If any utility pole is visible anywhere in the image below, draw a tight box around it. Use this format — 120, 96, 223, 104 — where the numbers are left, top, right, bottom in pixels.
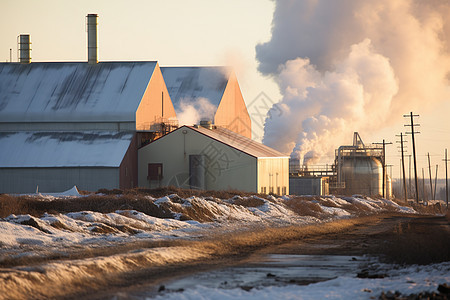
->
434, 164, 438, 201
404, 112, 420, 203
374, 140, 392, 198
408, 154, 412, 198
444, 149, 449, 208
397, 133, 408, 202
422, 168, 426, 201
428, 153, 433, 200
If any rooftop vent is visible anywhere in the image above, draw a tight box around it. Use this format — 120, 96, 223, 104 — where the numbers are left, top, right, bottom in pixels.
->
86, 14, 98, 64
18, 34, 31, 64
199, 120, 213, 129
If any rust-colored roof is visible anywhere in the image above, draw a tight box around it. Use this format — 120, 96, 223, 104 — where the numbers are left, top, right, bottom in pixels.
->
186, 125, 288, 158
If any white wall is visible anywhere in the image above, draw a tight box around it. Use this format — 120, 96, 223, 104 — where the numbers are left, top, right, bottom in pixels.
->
257, 157, 289, 195
138, 127, 258, 192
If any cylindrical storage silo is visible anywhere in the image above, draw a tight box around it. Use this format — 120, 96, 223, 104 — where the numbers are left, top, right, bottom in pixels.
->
189, 155, 206, 190
340, 155, 383, 197
386, 175, 392, 199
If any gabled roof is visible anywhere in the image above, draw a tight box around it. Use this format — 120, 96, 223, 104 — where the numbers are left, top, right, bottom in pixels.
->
160, 67, 231, 112
0, 131, 134, 167
0, 62, 157, 123
175, 125, 287, 158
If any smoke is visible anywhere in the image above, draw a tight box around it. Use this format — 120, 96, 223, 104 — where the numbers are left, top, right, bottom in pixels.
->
258, 0, 450, 165
176, 97, 216, 126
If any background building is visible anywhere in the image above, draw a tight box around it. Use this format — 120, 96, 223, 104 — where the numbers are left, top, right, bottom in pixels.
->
138, 124, 289, 194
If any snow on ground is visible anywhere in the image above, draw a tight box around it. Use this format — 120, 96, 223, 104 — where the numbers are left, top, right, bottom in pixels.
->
0, 192, 446, 299
0, 194, 415, 251
153, 262, 450, 300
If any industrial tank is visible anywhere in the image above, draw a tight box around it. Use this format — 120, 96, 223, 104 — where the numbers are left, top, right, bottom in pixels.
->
340, 155, 383, 197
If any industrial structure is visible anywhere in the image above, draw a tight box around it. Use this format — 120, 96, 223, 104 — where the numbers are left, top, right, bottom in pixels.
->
139, 123, 289, 194
0, 14, 275, 194
290, 132, 392, 198
0, 14, 178, 193
161, 67, 251, 138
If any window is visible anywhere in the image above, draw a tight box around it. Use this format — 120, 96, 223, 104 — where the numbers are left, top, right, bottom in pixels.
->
277, 187, 280, 196
282, 187, 287, 195
148, 163, 163, 180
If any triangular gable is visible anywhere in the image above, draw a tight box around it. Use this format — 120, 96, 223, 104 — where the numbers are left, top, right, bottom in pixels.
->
160, 66, 231, 113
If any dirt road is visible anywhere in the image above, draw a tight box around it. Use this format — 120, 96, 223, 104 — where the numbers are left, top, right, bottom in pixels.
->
85, 213, 450, 299
258, 213, 450, 265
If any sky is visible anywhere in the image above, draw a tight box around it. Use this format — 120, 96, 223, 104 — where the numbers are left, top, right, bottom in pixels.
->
1, 0, 450, 181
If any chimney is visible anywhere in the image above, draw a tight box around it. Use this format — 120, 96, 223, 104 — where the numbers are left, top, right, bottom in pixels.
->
18, 34, 31, 64
86, 14, 98, 64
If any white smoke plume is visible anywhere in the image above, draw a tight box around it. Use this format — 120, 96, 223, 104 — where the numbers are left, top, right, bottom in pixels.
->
176, 97, 216, 126
258, 0, 450, 165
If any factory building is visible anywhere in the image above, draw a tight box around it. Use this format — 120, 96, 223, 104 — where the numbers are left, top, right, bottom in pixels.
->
289, 132, 392, 198
0, 15, 178, 193
161, 67, 251, 139
0, 14, 285, 194
138, 124, 289, 194
0, 61, 176, 193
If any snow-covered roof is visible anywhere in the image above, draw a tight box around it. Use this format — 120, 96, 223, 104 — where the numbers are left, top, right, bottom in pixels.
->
187, 126, 288, 158
160, 67, 231, 112
0, 131, 134, 167
0, 62, 157, 123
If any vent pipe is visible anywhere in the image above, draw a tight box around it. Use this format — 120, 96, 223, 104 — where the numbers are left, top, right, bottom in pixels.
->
18, 34, 31, 64
86, 14, 98, 64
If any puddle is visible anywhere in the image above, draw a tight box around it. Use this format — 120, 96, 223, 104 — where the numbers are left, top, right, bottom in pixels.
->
124, 254, 372, 298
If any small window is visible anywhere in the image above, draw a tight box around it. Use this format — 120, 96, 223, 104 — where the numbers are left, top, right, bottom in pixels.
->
282, 187, 287, 195
269, 187, 274, 194
277, 187, 280, 196
148, 163, 163, 180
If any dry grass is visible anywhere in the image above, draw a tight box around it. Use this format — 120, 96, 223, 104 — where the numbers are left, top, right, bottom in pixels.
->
284, 197, 323, 218
0, 193, 173, 218
375, 215, 450, 265
228, 197, 266, 208
113, 186, 261, 200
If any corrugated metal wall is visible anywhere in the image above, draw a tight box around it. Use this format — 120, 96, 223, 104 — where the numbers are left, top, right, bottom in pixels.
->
0, 167, 119, 194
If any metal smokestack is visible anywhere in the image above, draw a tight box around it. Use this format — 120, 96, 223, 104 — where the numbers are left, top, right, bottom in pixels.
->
18, 34, 31, 64
86, 14, 98, 64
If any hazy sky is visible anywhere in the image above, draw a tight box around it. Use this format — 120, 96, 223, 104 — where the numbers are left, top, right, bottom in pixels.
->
1, 0, 449, 181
